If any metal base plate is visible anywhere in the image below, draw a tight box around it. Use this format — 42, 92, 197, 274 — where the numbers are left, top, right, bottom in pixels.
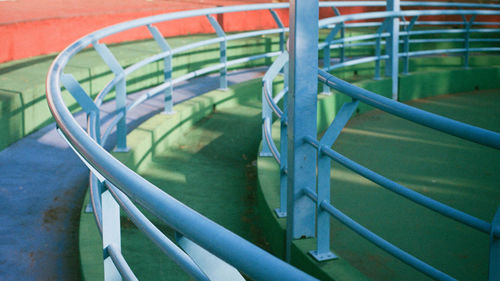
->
274, 208, 287, 218
113, 146, 130, 153
259, 151, 273, 157
162, 110, 176, 115
308, 250, 338, 262
84, 203, 93, 213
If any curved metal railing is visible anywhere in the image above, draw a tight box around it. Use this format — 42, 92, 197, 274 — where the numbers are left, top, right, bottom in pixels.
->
260, 3, 500, 281
46, 1, 500, 280
47, 3, 319, 280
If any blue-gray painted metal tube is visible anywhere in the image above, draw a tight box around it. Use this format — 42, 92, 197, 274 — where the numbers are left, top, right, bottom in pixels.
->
94, 28, 284, 106
89, 173, 103, 235
319, 10, 500, 28
264, 82, 283, 119
318, 144, 493, 236
263, 117, 281, 165
99, 51, 281, 144
319, 202, 456, 281
327, 55, 390, 71
403, 47, 500, 58
47, 66, 316, 281
318, 70, 500, 150
106, 244, 139, 281
105, 181, 210, 281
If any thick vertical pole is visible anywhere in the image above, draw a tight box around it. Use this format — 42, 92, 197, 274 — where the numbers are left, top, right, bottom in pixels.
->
386, 0, 400, 100
277, 99, 288, 217
276, 61, 289, 218
286, 0, 318, 262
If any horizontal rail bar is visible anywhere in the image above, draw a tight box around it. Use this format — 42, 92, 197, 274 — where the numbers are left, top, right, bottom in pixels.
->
401, 28, 500, 37
264, 82, 283, 119
315, 142, 495, 236
403, 47, 500, 58
105, 181, 211, 281
263, 117, 281, 165
106, 244, 139, 281
319, 10, 500, 27
318, 70, 500, 150
320, 201, 456, 281
326, 55, 390, 71
273, 87, 288, 104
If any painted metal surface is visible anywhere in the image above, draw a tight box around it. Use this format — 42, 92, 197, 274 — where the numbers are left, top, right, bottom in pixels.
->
46, 3, 323, 281
262, 3, 500, 280
45, 2, 500, 280
286, 0, 319, 263
147, 24, 174, 114
177, 235, 245, 281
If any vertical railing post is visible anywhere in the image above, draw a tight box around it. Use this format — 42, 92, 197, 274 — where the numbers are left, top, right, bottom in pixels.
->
147, 24, 175, 114
270, 9, 285, 52
489, 207, 500, 281
287, 0, 318, 262
403, 16, 418, 75
260, 80, 273, 157
102, 182, 121, 281
93, 42, 129, 152
463, 15, 476, 69
310, 100, 358, 262
206, 14, 228, 90
311, 148, 336, 261
331, 8, 345, 63
386, 0, 400, 100
321, 24, 341, 95
276, 61, 289, 218
375, 19, 388, 80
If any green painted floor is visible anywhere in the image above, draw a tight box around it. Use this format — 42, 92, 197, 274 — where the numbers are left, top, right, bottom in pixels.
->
121, 91, 266, 280
329, 89, 500, 280
110, 87, 498, 281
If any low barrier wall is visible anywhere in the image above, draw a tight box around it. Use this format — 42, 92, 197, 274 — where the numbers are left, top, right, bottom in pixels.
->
0, 35, 279, 151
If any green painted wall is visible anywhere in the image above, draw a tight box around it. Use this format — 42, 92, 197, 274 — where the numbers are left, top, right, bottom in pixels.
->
0, 34, 281, 151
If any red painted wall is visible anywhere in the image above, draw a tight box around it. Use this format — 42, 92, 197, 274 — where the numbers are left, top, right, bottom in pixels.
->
1, 0, 498, 63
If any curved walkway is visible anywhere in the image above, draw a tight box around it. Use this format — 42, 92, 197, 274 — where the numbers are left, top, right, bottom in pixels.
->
329, 89, 500, 280
0, 68, 263, 281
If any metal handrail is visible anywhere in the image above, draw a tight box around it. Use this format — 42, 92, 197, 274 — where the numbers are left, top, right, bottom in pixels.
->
46, 2, 500, 280
259, 5, 500, 281
312, 8, 500, 281
47, 3, 320, 280
318, 70, 500, 149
